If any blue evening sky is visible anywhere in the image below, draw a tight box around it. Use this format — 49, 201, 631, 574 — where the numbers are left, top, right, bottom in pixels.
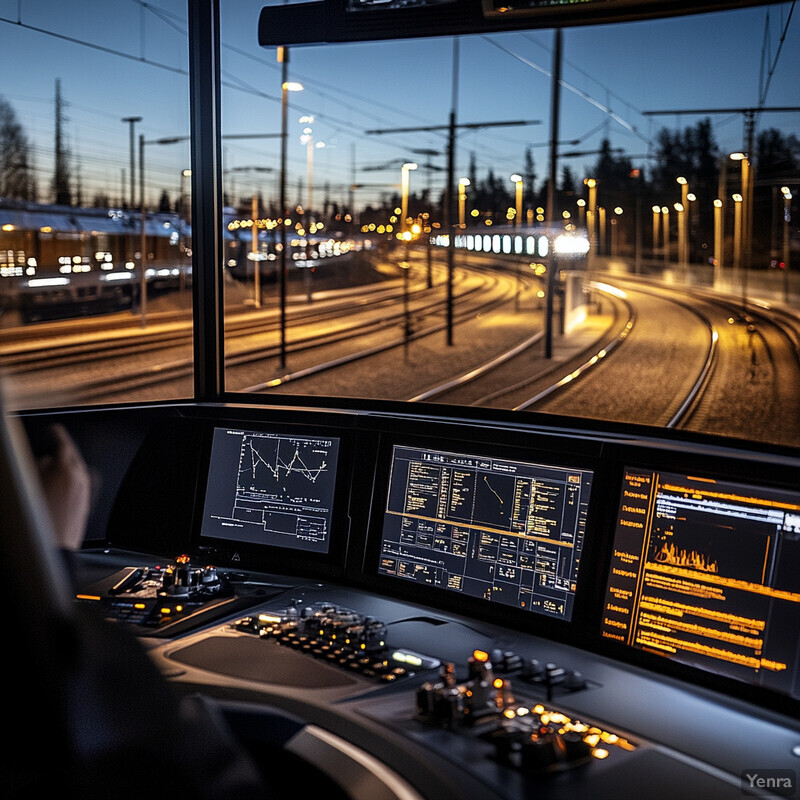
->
1, 0, 798, 213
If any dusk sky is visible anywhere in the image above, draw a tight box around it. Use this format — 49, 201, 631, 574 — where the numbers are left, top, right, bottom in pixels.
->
1, 0, 798, 214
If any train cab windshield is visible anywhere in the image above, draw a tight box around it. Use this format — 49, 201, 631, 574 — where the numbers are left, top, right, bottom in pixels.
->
0, 0, 796, 447
1, 1, 799, 799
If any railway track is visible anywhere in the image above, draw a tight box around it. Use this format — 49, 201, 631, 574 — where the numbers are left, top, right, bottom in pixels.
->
402, 273, 800, 446
3, 256, 515, 405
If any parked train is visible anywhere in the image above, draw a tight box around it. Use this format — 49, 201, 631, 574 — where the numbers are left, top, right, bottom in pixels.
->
0, 200, 364, 323
0, 201, 191, 322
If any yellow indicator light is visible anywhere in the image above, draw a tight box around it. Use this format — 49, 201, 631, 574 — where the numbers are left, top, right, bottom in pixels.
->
571, 723, 589, 733
472, 649, 490, 662
258, 614, 282, 624
592, 748, 610, 760
493, 678, 504, 689
549, 713, 569, 724
134, 603, 146, 610
584, 734, 601, 747
391, 651, 423, 667
160, 608, 172, 616
601, 732, 619, 744
75, 594, 101, 602
617, 739, 636, 751
175, 605, 183, 613
540, 713, 550, 725
533, 704, 545, 715
503, 709, 516, 719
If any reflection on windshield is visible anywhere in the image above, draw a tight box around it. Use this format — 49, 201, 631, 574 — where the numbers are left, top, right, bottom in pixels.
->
0, 1, 798, 447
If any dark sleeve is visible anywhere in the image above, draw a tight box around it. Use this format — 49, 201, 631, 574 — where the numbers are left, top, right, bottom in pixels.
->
61, 604, 268, 799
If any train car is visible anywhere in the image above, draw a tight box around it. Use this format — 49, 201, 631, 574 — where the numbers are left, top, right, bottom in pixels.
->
0, 201, 190, 322
3, 1, 799, 799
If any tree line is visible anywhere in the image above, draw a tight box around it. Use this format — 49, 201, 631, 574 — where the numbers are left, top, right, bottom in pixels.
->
2, 93, 797, 262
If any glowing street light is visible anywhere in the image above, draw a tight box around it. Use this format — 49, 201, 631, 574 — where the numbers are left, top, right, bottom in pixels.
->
598, 206, 606, 254
661, 205, 670, 265
652, 205, 661, 255
732, 192, 743, 275
676, 177, 689, 275
730, 152, 750, 272
674, 202, 685, 270
510, 173, 523, 228
713, 198, 723, 287
458, 178, 470, 228
584, 178, 597, 266
611, 207, 623, 257
400, 162, 418, 233
781, 186, 792, 301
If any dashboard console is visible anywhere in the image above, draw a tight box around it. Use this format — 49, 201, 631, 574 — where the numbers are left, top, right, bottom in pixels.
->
19, 400, 800, 799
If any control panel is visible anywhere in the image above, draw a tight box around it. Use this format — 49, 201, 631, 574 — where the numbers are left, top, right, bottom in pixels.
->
220, 601, 635, 779
233, 601, 440, 682
76, 554, 243, 629
415, 650, 635, 775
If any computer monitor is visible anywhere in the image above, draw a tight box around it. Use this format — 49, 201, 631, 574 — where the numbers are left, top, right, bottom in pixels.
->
198, 426, 340, 556
376, 444, 594, 621
601, 467, 800, 698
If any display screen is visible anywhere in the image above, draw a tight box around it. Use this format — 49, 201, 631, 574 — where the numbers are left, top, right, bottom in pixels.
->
199, 427, 340, 555
377, 445, 593, 621
601, 468, 800, 698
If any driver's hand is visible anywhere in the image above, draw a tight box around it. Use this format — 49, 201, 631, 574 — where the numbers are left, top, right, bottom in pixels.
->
36, 424, 91, 551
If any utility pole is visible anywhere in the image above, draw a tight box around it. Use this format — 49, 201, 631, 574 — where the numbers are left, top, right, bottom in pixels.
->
122, 116, 142, 208
54, 79, 71, 206
367, 112, 541, 346
545, 28, 562, 359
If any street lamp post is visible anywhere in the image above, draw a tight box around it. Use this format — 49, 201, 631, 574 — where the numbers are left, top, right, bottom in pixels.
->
401, 162, 418, 234
179, 168, 191, 293
781, 186, 792, 302
730, 152, 750, 280
652, 205, 661, 257
713, 198, 723, 288
299, 115, 324, 303
251, 195, 260, 307
677, 176, 689, 277
598, 206, 606, 255
458, 178, 470, 228
510, 174, 523, 228
612, 207, 622, 257
122, 116, 142, 207
584, 178, 597, 268
138, 134, 148, 327
674, 202, 685, 271
661, 206, 670, 266
278, 45, 303, 368
733, 193, 743, 297
401, 260, 412, 361
138, 133, 191, 327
